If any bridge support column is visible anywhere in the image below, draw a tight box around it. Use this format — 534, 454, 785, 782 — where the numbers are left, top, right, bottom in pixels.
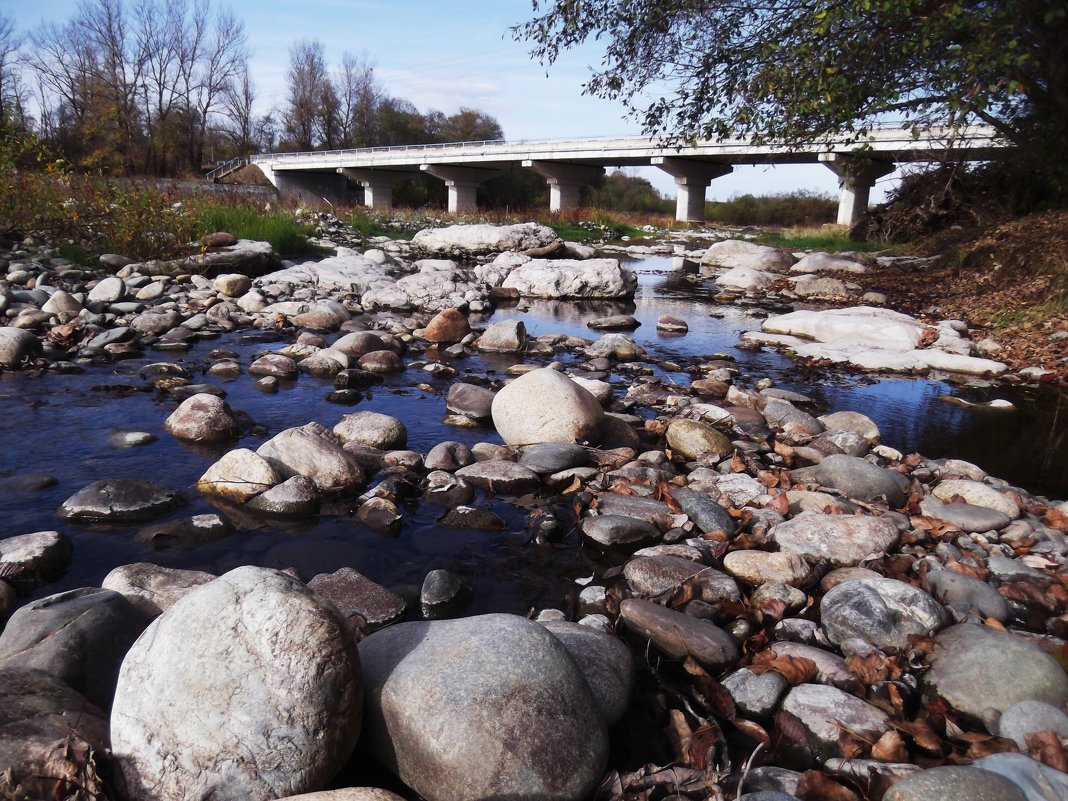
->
339, 168, 411, 210
652, 157, 733, 222
819, 153, 896, 227
522, 160, 605, 212
420, 164, 500, 214
258, 165, 348, 204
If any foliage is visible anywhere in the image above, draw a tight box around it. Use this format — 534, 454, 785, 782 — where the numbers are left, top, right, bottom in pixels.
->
516, 2, 1068, 182
347, 209, 414, 239
584, 170, 673, 214
705, 191, 837, 227
543, 207, 650, 242
195, 203, 316, 255
755, 226, 893, 253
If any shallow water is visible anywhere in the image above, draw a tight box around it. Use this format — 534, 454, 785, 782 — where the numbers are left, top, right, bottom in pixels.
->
1, 254, 1064, 612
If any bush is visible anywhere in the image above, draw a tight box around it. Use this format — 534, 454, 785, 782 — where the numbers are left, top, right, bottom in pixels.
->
195, 204, 316, 255
705, 191, 837, 227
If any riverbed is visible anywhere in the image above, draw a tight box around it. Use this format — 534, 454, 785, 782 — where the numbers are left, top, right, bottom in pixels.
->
2, 253, 1064, 622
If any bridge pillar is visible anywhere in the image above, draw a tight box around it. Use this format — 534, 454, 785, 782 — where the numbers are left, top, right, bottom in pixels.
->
420, 164, 500, 214
258, 165, 348, 204
339, 168, 411, 210
522, 160, 605, 212
819, 153, 896, 227
652, 157, 733, 222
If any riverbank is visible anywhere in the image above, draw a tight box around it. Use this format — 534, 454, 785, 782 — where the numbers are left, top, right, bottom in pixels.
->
0, 221, 1066, 801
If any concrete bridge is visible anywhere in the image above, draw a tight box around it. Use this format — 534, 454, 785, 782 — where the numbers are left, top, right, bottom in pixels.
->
250, 124, 1006, 226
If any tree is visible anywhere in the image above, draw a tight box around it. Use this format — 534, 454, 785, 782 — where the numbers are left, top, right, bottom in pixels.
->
0, 13, 29, 132
335, 51, 380, 147
222, 61, 256, 156
437, 107, 503, 143
283, 39, 328, 150
514, 0, 1068, 158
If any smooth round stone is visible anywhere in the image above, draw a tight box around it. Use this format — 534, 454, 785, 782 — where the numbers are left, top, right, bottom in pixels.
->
334, 411, 408, 450
791, 454, 910, 506
763, 399, 825, 437
625, 555, 740, 602
446, 382, 496, 419
519, 443, 588, 475
665, 418, 734, 461
581, 515, 661, 551
198, 448, 281, 503
491, 367, 604, 446
256, 423, 365, 493
780, 683, 890, 760
420, 569, 468, 619
454, 460, 540, 495
817, 411, 880, 444
101, 563, 216, 619
424, 441, 474, 471
723, 667, 788, 718
723, 550, 811, 586
922, 570, 1010, 622
882, 766, 1026, 801
974, 752, 1068, 801
246, 475, 320, 516
110, 430, 157, 447
820, 577, 949, 651
0, 531, 73, 591
918, 496, 1011, 532
88, 275, 126, 303
58, 479, 184, 523
770, 642, 853, 689
587, 314, 640, 330
539, 620, 635, 725
656, 314, 688, 333
995, 699, 1068, 750
111, 567, 362, 801
477, 319, 526, 352
669, 486, 736, 535
355, 498, 402, 531
423, 308, 471, 343
0, 328, 41, 366
619, 598, 739, 671
163, 393, 239, 443
819, 566, 881, 592
770, 512, 899, 566
358, 614, 607, 801
923, 623, 1068, 722
248, 353, 298, 378
932, 479, 1020, 519
358, 350, 404, 373
438, 505, 505, 530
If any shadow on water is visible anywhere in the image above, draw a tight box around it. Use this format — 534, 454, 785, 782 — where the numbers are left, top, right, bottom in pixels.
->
0, 253, 1064, 613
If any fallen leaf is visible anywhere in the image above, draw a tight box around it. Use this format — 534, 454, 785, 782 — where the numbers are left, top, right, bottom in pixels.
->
894, 718, 944, 754
796, 769, 860, 801
751, 653, 820, 685
731, 718, 772, 748
1027, 729, 1068, 772
872, 730, 909, 762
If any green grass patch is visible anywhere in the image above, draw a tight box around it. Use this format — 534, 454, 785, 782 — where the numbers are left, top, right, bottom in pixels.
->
347, 210, 414, 239
755, 226, 897, 253
196, 204, 317, 256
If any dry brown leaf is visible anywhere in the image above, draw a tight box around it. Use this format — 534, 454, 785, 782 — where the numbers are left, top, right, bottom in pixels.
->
665, 708, 693, 766
894, 718, 944, 754
845, 652, 894, 684
796, 770, 860, 801
1027, 729, 1068, 772
731, 718, 772, 748
1043, 507, 1068, 532
872, 730, 909, 762
751, 653, 820, 685
765, 491, 790, 515
687, 723, 720, 771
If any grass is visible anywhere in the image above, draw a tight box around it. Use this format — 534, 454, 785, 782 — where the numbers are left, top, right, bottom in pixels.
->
348, 210, 415, 239
195, 204, 318, 256
755, 225, 898, 253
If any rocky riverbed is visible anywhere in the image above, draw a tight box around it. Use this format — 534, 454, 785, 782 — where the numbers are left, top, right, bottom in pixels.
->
0, 220, 1066, 801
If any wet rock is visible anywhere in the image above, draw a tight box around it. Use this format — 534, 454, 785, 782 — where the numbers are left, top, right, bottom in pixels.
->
112, 567, 361, 801
423, 307, 471, 343
446, 382, 495, 419
0, 328, 41, 366
818, 411, 880, 444
586, 333, 646, 361
308, 567, 406, 635
723, 667, 789, 718
298, 349, 350, 376
257, 422, 365, 493
588, 313, 640, 330
932, 479, 1020, 519
723, 550, 811, 587
539, 620, 634, 725
923, 623, 1068, 722
332, 331, 387, 358
358, 613, 607, 801
359, 349, 404, 373
882, 765, 1026, 801
438, 505, 506, 530
792, 454, 910, 506
454, 460, 540, 495
419, 569, 469, 619
0, 531, 72, 591
656, 314, 688, 333
334, 411, 408, 450
101, 563, 215, 619
771, 512, 899, 566
519, 443, 588, 475
424, 440, 474, 471
780, 683, 890, 761
355, 497, 402, 531
0, 587, 147, 709
135, 514, 234, 549
922, 570, 1010, 622
197, 448, 280, 502
669, 486, 736, 534
59, 479, 184, 523
491, 367, 604, 445
763, 399, 825, 438
974, 752, 1068, 801
995, 700, 1068, 750
477, 319, 527, 352
248, 352, 298, 379
246, 475, 320, 516
163, 392, 239, 442
620, 598, 739, 670
0, 666, 110, 801
582, 515, 661, 551
666, 418, 734, 461
820, 577, 949, 651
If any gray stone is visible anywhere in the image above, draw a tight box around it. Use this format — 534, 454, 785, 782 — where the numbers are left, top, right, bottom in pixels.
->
780, 683, 890, 760
0, 530, 72, 591
723, 550, 811, 586
446, 382, 496, 419
111, 567, 361, 801
308, 567, 406, 635
256, 422, 365, 493
619, 598, 739, 671
101, 563, 215, 619
669, 486, 736, 534
666, 418, 734, 461
923, 570, 1010, 622
519, 443, 588, 475
477, 319, 527, 352
334, 411, 408, 450
59, 479, 184, 523
358, 613, 607, 801
771, 512, 899, 566
88, 275, 126, 303
624, 555, 740, 603
358, 349, 404, 373
996, 700, 1068, 751
763, 399, 825, 438
248, 353, 298, 378
923, 623, 1068, 722
0, 666, 111, 801
792, 454, 910, 506
582, 515, 661, 551
455, 460, 541, 495
883, 766, 1027, 801
723, 667, 789, 718
420, 569, 468, 619
197, 448, 281, 503
491, 367, 604, 445
332, 331, 387, 358
919, 496, 1012, 532
933, 479, 1020, 519
135, 514, 235, 549
770, 642, 854, 689
974, 752, 1068, 801
0, 328, 41, 366
424, 440, 474, 471
820, 577, 949, 651
539, 620, 634, 725
0, 587, 147, 709
246, 475, 320, 516
163, 393, 239, 442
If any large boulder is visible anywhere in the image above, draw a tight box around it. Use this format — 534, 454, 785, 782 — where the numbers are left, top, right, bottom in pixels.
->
0, 530, 73, 592
501, 258, 637, 299
163, 393, 239, 443
333, 411, 408, 450
411, 222, 562, 258
58, 479, 185, 523
700, 240, 796, 274
197, 448, 282, 502
491, 367, 604, 445
358, 613, 608, 801
820, 578, 949, 651
256, 422, 365, 493
111, 566, 362, 801
0, 587, 148, 709
770, 512, 899, 566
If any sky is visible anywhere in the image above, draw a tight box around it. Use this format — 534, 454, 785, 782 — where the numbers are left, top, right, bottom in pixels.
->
7, 0, 903, 203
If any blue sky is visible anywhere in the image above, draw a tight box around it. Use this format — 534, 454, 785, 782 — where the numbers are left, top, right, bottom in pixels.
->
9, 0, 901, 202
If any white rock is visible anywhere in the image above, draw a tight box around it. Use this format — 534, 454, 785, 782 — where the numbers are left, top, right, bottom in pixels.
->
932, 479, 1020, 519
701, 240, 795, 273
197, 448, 281, 502
411, 222, 561, 257
491, 367, 604, 446
790, 252, 869, 274
502, 258, 637, 299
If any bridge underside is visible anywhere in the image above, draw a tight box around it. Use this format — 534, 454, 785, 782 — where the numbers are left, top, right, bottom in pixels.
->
251, 129, 1004, 227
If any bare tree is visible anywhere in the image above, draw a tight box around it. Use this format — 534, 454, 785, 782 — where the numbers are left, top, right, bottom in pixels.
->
222, 61, 256, 156
184, 2, 246, 170
0, 13, 28, 131
336, 51, 379, 147
283, 39, 327, 150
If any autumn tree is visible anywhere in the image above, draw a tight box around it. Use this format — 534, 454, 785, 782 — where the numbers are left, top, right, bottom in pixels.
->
515, 0, 1068, 161
0, 12, 29, 132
